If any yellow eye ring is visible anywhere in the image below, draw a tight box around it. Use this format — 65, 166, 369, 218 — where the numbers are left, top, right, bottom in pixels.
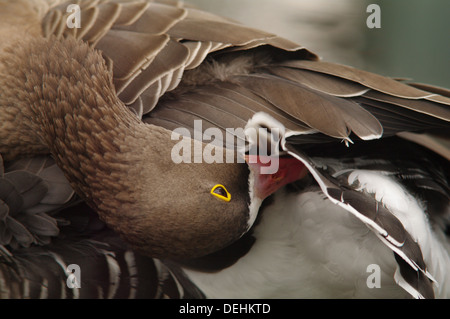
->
210, 184, 231, 202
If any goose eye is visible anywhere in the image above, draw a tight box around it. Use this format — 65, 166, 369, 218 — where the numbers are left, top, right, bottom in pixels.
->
210, 184, 231, 202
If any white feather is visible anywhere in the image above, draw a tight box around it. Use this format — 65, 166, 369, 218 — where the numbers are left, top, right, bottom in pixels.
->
184, 190, 410, 298
347, 170, 449, 288
102, 251, 121, 299
124, 251, 138, 299
39, 278, 48, 299
247, 169, 263, 229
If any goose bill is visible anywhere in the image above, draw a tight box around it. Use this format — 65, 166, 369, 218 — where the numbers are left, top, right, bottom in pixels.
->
245, 154, 308, 199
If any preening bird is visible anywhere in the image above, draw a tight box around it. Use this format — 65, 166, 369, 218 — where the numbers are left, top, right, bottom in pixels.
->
0, 0, 449, 298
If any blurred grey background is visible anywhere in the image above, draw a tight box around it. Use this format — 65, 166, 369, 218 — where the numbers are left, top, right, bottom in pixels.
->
187, 0, 450, 88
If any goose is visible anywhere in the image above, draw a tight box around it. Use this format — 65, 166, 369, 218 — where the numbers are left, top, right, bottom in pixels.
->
0, 0, 449, 299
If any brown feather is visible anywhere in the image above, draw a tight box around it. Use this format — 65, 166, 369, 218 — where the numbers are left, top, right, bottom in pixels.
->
82, 2, 122, 46
118, 39, 189, 104
363, 90, 450, 121
234, 74, 382, 140
167, 18, 274, 46
114, 2, 187, 34
113, 1, 150, 26
266, 67, 369, 97
408, 82, 450, 98
278, 60, 435, 99
95, 30, 169, 82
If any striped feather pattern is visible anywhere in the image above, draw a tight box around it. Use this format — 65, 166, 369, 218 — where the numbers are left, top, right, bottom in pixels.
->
0, 237, 201, 299
0, 155, 203, 299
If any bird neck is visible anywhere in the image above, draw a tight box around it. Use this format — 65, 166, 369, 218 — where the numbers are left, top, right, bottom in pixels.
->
0, 35, 169, 243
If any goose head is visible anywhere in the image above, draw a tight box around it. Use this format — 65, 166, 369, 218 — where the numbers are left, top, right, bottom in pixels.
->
0, 35, 305, 259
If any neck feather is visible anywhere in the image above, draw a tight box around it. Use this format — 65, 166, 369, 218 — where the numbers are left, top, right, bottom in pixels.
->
0, 35, 170, 243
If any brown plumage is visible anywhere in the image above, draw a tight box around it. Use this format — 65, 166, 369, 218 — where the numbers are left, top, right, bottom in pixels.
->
0, 0, 449, 298
1, 33, 251, 259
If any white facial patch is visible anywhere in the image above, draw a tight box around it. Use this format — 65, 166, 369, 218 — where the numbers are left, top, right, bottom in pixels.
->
246, 169, 263, 230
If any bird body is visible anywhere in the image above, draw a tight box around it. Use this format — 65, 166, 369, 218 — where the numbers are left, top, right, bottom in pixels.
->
0, 0, 449, 298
